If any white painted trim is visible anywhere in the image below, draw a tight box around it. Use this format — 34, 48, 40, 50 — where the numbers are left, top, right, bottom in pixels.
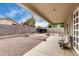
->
73, 6, 79, 55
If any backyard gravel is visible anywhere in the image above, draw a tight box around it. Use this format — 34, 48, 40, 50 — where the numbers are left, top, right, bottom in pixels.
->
0, 35, 42, 56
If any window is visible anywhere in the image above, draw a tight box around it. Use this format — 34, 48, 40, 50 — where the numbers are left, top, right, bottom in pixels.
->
76, 31, 78, 36
76, 24, 78, 29
73, 7, 79, 54
74, 20, 75, 24
74, 25, 75, 29
74, 14, 75, 18
76, 44, 78, 50
74, 36, 75, 41
76, 11, 78, 17
74, 31, 75, 35
76, 18, 78, 23
76, 38, 78, 43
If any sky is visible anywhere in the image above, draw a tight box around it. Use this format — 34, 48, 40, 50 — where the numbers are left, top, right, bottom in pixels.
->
0, 3, 48, 27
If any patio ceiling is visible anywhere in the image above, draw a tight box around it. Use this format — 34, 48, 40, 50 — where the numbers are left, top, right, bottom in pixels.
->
20, 3, 73, 24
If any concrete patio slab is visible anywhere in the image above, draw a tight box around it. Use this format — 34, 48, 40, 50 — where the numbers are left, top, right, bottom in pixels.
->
24, 34, 74, 56
23, 49, 50, 56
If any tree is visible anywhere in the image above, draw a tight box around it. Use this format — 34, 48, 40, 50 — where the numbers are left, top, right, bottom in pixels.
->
48, 24, 52, 28
52, 24, 57, 28
23, 17, 35, 26
60, 24, 64, 27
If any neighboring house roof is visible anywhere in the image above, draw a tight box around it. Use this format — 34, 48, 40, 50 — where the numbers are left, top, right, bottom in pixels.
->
0, 18, 20, 25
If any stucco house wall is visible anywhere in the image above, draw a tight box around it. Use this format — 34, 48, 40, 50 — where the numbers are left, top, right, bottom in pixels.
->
64, 4, 79, 36
64, 4, 79, 55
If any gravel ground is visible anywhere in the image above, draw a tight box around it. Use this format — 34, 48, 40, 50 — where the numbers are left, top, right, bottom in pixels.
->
0, 36, 42, 56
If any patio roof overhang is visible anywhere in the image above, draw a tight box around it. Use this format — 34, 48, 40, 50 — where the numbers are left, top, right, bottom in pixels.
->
19, 3, 73, 24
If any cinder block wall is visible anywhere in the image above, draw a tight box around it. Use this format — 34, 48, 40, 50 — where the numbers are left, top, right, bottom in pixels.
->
0, 24, 36, 36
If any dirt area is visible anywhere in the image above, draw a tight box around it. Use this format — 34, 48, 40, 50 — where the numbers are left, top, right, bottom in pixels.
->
0, 33, 46, 56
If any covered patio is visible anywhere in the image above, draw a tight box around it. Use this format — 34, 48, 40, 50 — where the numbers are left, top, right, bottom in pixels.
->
19, 3, 79, 56
24, 34, 74, 56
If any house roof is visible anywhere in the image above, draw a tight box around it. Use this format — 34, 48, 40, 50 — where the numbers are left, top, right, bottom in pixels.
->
0, 17, 19, 24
